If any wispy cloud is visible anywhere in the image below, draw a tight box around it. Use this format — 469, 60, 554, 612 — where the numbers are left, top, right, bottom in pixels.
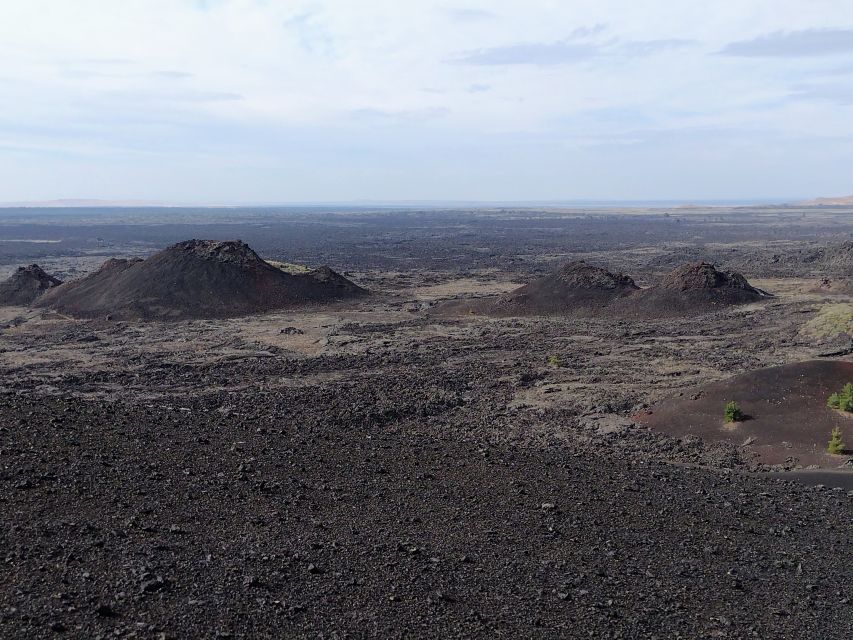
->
788, 83, 853, 105
620, 39, 694, 56
60, 68, 194, 80
720, 28, 853, 57
348, 107, 451, 123
570, 24, 607, 39
444, 8, 494, 22
452, 29, 693, 66
153, 70, 194, 79
453, 40, 600, 65
75, 57, 134, 66
284, 10, 335, 56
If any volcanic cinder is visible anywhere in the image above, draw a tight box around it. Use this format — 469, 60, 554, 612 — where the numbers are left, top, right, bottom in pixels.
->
495, 261, 639, 315
637, 360, 853, 467
0, 264, 61, 306
435, 261, 639, 317
35, 239, 366, 320
621, 261, 770, 317
1, 207, 852, 639
437, 260, 768, 319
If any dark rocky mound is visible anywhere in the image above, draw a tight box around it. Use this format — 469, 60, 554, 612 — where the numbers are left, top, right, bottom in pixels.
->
438, 261, 770, 319
439, 261, 639, 317
35, 240, 366, 320
659, 261, 759, 293
622, 262, 769, 317
537, 260, 638, 291
499, 261, 639, 313
0, 264, 61, 306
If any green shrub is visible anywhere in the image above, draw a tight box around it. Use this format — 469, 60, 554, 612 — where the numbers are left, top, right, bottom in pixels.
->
827, 382, 853, 412
724, 401, 743, 423
827, 427, 845, 454
546, 355, 562, 367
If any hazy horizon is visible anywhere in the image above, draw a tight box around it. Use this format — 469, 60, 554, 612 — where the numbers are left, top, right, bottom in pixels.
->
2, 1, 852, 202
0, 196, 821, 209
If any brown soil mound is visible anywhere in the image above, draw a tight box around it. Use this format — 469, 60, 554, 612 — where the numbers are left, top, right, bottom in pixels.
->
0, 264, 61, 306
35, 240, 366, 320
438, 261, 639, 317
636, 360, 853, 467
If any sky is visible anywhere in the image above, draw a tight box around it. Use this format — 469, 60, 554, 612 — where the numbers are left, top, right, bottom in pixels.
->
0, 0, 852, 203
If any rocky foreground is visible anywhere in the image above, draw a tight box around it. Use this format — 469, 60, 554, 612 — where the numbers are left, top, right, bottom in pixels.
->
2, 389, 851, 639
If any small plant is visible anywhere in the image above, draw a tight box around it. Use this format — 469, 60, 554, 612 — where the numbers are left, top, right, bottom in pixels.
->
827, 392, 841, 409
546, 355, 562, 367
723, 401, 743, 423
826, 382, 853, 412
827, 427, 845, 454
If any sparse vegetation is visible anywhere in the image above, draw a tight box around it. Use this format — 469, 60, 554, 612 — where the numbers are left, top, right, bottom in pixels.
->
802, 303, 853, 339
827, 427, 845, 454
723, 401, 743, 423
546, 354, 563, 367
267, 260, 311, 274
826, 383, 853, 412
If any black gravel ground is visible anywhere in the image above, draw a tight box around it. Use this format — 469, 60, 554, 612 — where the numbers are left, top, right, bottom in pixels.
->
2, 208, 853, 638
2, 391, 851, 639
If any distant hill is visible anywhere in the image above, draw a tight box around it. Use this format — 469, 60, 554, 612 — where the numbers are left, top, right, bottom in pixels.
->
436, 260, 770, 319
35, 239, 367, 320
0, 199, 177, 208
795, 195, 853, 206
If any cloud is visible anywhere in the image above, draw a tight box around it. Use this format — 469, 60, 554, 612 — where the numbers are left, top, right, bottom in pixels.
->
283, 10, 335, 56
452, 31, 693, 66
103, 89, 243, 104
193, 0, 227, 10
153, 70, 194, 79
570, 24, 607, 39
445, 8, 494, 22
619, 39, 695, 56
719, 28, 853, 57
348, 107, 451, 123
453, 40, 600, 65
821, 64, 853, 76
75, 58, 134, 66
789, 83, 853, 105
60, 68, 194, 80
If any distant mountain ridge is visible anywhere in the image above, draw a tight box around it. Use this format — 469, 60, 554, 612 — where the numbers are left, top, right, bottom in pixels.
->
795, 195, 853, 206
0, 199, 177, 208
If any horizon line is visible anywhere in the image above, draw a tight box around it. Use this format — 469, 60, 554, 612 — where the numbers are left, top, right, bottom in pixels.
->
0, 196, 844, 209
